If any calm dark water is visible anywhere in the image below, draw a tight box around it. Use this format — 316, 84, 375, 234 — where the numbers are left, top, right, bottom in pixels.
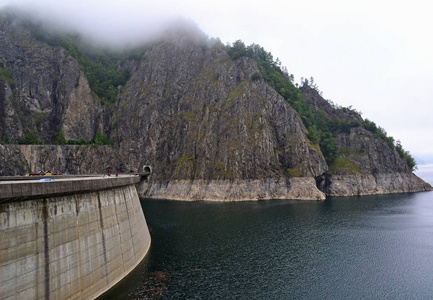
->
101, 165, 433, 299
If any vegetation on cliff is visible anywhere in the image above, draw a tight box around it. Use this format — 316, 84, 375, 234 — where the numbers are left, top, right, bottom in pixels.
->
20, 18, 138, 105
225, 40, 416, 171
0, 11, 417, 177
0, 62, 14, 87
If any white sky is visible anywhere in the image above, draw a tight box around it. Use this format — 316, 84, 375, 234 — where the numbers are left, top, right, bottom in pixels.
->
1, 0, 432, 162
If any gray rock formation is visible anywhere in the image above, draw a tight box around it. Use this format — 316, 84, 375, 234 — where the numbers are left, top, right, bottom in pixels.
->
301, 86, 432, 196
0, 13, 431, 199
0, 17, 104, 143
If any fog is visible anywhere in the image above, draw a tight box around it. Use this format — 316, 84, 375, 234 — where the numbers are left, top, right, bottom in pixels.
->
0, 0, 201, 48
1, 0, 432, 162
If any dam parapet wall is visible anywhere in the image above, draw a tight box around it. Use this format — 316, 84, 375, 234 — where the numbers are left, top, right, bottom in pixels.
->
0, 175, 151, 300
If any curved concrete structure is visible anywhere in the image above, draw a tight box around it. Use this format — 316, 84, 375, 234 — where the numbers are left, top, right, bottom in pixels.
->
0, 175, 151, 299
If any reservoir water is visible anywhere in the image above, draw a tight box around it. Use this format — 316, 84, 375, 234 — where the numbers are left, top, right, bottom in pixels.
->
100, 164, 433, 299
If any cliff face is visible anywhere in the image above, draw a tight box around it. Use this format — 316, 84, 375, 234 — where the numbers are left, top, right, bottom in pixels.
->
114, 31, 327, 181
301, 84, 363, 123
301, 86, 432, 195
0, 15, 431, 199
0, 18, 104, 143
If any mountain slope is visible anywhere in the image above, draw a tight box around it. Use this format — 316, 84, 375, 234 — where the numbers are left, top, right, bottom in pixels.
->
0, 13, 430, 199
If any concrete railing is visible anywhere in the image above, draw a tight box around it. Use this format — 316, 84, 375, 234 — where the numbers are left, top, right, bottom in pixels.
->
0, 175, 141, 203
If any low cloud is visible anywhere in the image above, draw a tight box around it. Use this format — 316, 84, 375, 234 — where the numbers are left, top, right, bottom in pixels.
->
0, 0, 195, 48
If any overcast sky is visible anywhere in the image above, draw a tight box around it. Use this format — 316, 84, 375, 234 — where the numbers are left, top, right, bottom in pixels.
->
1, 0, 432, 163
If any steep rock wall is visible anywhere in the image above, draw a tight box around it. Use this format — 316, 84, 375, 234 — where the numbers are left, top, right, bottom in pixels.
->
113, 32, 328, 198
0, 144, 122, 175
301, 87, 432, 195
0, 15, 431, 199
319, 173, 432, 196
0, 18, 104, 143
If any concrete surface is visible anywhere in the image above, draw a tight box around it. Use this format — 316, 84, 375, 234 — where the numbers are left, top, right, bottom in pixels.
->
0, 176, 151, 300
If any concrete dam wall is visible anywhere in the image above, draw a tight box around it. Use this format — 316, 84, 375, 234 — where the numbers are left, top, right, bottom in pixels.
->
0, 176, 151, 299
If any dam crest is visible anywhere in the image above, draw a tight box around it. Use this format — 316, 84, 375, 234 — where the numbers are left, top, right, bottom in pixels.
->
0, 175, 151, 299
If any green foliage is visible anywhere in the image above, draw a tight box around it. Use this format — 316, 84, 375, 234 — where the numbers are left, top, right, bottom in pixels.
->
362, 119, 394, 148
27, 25, 132, 104
64, 43, 130, 104
0, 136, 11, 144
55, 131, 66, 145
226, 40, 343, 163
93, 132, 111, 145
0, 63, 13, 82
22, 132, 41, 144
30, 112, 47, 128
182, 112, 196, 121
251, 72, 261, 81
225, 41, 343, 163
225, 40, 416, 169
362, 119, 416, 170
67, 138, 88, 145
226, 40, 248, 59
329, 157, 360, 174
287, 167, 303, 177
396, 140, 417, 171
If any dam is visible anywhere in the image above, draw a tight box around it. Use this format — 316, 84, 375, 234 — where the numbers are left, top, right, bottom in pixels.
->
0, 175, 151, 299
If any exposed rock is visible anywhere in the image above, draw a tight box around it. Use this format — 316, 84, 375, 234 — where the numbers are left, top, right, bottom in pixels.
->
302, 87, 432, 195
319, 173, 432, 197
301, 85, 362, 122
0, 144, 28, 175
112, 33, 328, 199
0, 14, 431, 200
3, 145, 121, 175
139, 177, 325, 201
0, 17, 103, 143
332, 127, 409, 174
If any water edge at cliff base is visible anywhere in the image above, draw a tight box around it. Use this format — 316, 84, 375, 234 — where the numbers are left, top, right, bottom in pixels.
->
100, 164, 433, 299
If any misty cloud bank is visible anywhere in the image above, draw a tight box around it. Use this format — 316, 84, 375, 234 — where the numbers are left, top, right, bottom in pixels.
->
0, 0, 201, 48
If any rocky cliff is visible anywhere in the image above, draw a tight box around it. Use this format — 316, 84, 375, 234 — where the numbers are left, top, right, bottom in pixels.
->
0, 17, 107, 143
0, 13, 431, 199
301, 86, 432, 196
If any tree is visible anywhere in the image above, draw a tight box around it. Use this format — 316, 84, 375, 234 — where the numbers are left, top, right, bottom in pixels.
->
227, 40, 247, 59
396, 140, 416, 171
56, 131, 66, 145
23, 133, 39, 144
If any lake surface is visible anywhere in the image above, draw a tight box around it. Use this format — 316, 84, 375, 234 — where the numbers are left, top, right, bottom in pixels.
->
101, 165, 433, 299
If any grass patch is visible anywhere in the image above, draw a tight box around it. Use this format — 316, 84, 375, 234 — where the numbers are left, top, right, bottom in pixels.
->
226, 82, 247, 103
329, 157, 360, 174
287, 167, 303, 177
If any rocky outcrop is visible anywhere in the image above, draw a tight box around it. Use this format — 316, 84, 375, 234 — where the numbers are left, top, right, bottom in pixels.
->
318, 173, 431, 196
138, 177, 325, 201
301, 84, 362, 122
114, 34, 327, 180
332, 127, 409, 174
0, 144, 28, 175
110, 28, 328, 199
1, 145, 120, 175
0, 17, 104, 143
0, 13, 431, 199
302, 87, 433, 195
